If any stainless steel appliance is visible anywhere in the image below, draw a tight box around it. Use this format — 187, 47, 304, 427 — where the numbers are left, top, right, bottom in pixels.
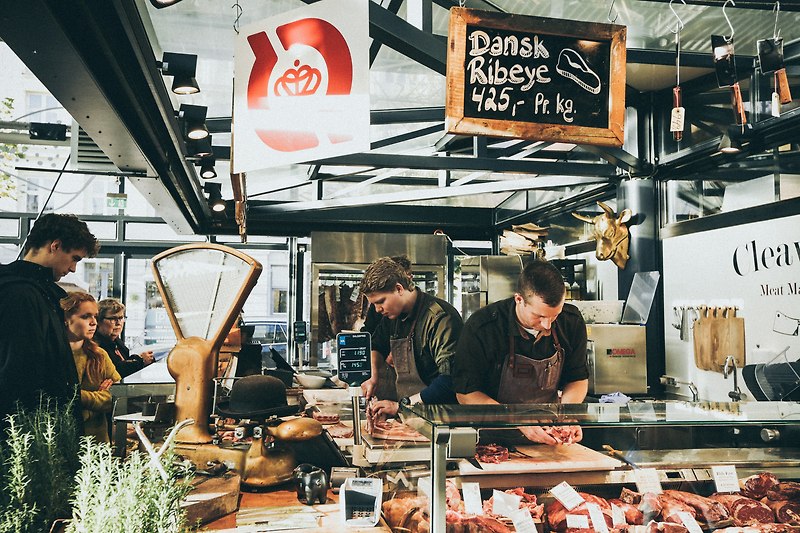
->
586, 324, 648, 395
310, 232, 447, 367
460, 255, 524, 321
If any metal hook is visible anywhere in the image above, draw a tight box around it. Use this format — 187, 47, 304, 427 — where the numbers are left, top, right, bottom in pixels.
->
773, 1, 781, 40
723, 0, 735, 42
669, 0, 687, 34
608, 0, 618, 23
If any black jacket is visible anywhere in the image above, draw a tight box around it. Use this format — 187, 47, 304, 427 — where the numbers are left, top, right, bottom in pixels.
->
0, 260, 81, 429
94, 332, 145, 379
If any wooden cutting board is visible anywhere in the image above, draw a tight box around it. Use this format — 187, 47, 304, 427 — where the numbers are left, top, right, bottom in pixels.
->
693, 307, 745, 372
458, 443, 622, 475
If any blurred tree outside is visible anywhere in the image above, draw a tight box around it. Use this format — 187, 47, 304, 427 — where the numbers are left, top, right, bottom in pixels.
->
1, 97, 27, 199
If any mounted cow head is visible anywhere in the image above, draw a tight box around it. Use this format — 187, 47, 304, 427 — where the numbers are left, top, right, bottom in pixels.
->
572, 201, 633, 269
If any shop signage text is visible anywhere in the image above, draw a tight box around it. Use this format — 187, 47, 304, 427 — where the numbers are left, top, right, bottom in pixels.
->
732, 238, 800, 276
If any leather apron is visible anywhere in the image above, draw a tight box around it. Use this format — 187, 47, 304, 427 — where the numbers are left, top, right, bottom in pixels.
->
390, 310, 428, 399
497, 324, 564, 404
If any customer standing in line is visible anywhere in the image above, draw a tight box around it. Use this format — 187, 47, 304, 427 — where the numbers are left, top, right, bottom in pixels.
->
95, 298, 154, 379
0, 213, 99, 432
62, 292, 121, 443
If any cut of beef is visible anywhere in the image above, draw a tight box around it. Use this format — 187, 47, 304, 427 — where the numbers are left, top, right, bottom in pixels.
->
475, 443, 510, 464
547, 492, 612, 531
762, 498, 800, 524
657, 493, 697, 524
609, 498, 645, 525
710, 493, 775, 525
661, 489, 730, 524
741, 473, 781, 499
766, 482, 800, 502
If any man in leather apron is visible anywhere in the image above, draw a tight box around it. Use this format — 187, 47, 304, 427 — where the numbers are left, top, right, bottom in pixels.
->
452, 260, 589, 445
359, 257, 463, 422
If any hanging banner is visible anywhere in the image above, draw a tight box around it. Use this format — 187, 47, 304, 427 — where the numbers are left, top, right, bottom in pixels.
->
233, 0, 369, 172
446, 8, 626, 147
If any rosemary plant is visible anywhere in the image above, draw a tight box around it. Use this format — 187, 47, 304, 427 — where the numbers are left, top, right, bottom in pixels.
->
67, 437, 194, 533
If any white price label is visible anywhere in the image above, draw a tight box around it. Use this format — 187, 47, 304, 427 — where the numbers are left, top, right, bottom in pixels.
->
772, 92, 781, 117
492, 489, 522, 518
551, 481, 584, 511
711, 465, 740, 493
587, 502, 609, 533
509, 508, 538, 533
678, 511, 704, 533
566, 514, 590, 529
611, 503, 626, 526
634, 468, 663, 494
462, 482, 484, 516
670, 106, 685, 132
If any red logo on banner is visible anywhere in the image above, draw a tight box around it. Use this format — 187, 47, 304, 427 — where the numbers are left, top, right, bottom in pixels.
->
247, 18, 354, 152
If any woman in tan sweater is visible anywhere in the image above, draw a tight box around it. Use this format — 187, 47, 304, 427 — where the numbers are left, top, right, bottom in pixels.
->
61, 292, 121, 444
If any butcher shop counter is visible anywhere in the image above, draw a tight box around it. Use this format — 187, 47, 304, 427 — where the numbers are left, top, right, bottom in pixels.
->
396, 400, 800, 532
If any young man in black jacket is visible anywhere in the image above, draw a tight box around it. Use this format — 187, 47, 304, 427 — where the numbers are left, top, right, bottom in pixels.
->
0, 213, 99, 430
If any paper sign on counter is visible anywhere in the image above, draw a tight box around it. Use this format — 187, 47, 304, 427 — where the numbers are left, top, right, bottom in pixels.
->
509, 508, 538, 533
492, 489, 522, 517
711, 465, 740, 493
551, 481, 584, 510
678, 511, 704, 533
566, 514, 590, 529
587, 502, 609, 533
611, 503, 626, 526
634, 468, 663, 494
461, 482, 484, 515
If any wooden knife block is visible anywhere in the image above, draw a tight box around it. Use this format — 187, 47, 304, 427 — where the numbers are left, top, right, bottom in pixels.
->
693, 315, 745, 372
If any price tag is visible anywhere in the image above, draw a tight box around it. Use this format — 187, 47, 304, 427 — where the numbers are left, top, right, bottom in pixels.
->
509, 508, 538, 533
634, 468, 663, 494
462, 482, 484, 516
772, 92, 781, 117
492, 489, 522, 518
711, 465, 740, 493
566, 514, 590, 529
611, 503, 626, 526
670, 106, 685, 132
587, 502, 609, 533
551, 481, 584, 511
678, 511, 704, 533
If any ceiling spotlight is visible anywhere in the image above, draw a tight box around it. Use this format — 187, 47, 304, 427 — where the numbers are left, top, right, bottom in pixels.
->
187, 134, 213, 158
157, 52, 199, 95
198, 157, 217, 179
178, 104, 208, 140
149, 0, 183, 7
203, 182, 226, 213
719, 132, 741, 154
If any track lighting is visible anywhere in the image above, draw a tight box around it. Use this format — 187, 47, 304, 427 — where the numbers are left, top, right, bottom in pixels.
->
198, 157, 217, 179
150, 0, 183, 7
203, 182, 226, 213
178, 104, 208, 140
157, 52, 199, 95
719, 131, 741, 154
187, 134, 213, 158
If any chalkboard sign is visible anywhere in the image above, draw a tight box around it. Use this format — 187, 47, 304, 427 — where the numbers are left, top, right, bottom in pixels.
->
337, 332, 372, 387
446, 8, 627, 147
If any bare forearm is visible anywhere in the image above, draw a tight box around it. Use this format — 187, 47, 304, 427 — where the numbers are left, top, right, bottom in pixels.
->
456, 391, 500, 405
560, 379, 588, 403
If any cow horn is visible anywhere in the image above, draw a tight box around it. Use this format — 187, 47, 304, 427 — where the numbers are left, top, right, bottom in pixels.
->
597, 201, 614, 216
571, 212, 595, 223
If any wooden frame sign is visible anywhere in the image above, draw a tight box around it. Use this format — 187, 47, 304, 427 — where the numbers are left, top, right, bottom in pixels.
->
446, 8, 627, 147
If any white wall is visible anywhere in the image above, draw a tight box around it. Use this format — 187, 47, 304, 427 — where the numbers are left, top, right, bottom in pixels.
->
661, 213, 800, 401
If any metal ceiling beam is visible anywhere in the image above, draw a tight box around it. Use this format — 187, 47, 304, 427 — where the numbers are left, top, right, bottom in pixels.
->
577, 146, 649, 175
252, 175, 610, 214
368, 1, 447, 75
310, 153, 618, 176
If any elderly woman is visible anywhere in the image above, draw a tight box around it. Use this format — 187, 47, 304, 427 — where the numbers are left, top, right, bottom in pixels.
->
95, 298, 154, 378
61, 292, 121, 443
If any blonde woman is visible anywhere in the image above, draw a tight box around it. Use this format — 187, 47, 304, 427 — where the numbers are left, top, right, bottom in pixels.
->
61, 292, 121, 443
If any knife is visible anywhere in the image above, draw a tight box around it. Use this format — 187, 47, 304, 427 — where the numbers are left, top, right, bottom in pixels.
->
602, 444, 638, 469
506, 444, 535, 459
466, 456, 484, 470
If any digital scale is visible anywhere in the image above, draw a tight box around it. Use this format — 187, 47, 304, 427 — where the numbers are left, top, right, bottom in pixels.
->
336, 332, 371, 387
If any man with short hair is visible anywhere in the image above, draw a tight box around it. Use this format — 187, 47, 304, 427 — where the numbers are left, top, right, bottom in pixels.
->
452, 260, 589, 445
359, 257, 462, 420
0, 213, 100, 426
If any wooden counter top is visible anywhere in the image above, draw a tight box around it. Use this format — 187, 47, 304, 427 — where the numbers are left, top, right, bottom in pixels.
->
205, 487, 390, 532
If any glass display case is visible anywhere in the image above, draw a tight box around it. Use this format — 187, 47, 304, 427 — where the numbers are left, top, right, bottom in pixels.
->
395, 401, 800, 532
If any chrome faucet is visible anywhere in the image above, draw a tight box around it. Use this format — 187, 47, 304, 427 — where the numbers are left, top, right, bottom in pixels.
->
687, 382, 699, 402
723, 355, 744, 401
